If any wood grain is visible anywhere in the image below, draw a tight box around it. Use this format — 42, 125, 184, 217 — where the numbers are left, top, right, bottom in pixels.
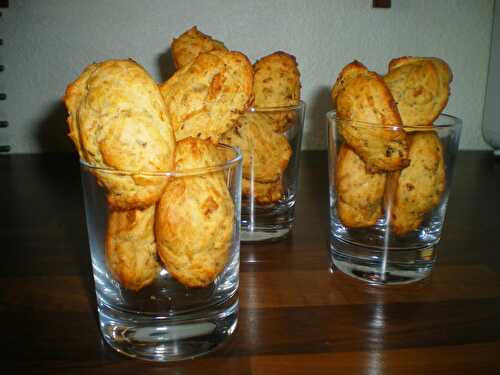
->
2, 151, 500, 373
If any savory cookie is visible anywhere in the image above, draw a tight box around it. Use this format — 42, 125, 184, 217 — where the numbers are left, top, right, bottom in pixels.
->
242, 177, 284, 205
390, 131, 445, 235
253, 51, 301, 107
330, 60, 369, 104
383, 57, 452, 127
155, 138, 234, 288
160, 50, 253, 141
64, 59, 176, 210
171, 26, 227, 69
105, 205, 160, 291
332, 61, 409, 172
335, 143, 386, 228
253, 51, 301, 133
220, 112, 292, 183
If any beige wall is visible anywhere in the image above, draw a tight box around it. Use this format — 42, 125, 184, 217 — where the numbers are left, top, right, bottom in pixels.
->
0, 0, 494, 153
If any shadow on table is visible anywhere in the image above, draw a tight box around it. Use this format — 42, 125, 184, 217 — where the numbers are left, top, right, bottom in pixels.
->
31, 101, 98, 322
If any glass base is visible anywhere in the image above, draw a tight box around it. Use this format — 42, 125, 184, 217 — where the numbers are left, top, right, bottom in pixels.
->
241, 198, 294, 243
97, 294, 238, 362
240, 223, 292, 243
330, 236, 436, 285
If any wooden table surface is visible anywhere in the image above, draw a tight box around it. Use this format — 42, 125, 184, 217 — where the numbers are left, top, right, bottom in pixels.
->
2, 151, 500, 374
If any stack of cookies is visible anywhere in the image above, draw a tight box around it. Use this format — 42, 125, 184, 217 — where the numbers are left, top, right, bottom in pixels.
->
64, 26, 301, 291
221, 50, 301, 204
331, 57, 452, 235
165, 26, 301, 206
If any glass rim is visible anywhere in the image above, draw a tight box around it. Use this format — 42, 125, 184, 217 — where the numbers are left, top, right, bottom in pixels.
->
80, 143, 242, 177
247, 100, 305, 113
326, 110, 462, 131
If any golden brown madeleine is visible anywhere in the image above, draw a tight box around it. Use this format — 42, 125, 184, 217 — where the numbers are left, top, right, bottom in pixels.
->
253, 51, 301, 107
64, 59, 176, 210
242, 177, 284, 205
160, 50, 253, 142
335, 143, 386, 228
331, 60, 369, 104
253, 51, 301, 132
384, 57, 452, 127
220, 112, 292, 183
333, 62, 409, 172
105, 205, 160, 291
171, 26, 227, 69
155, 138, 234, 288
390, 131, 446, 235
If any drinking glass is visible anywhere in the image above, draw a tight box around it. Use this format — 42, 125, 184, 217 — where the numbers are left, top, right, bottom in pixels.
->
80, 145, 242, 361
237, 101, 305, 242
327, 112, 462, 284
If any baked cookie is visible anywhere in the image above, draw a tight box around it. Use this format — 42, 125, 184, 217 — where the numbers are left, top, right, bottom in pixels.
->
220, 112, 292, 183
155, 138, 234, 288
390, 131, 446, 235
335, 143, 386, 228
242, 177, 284, 205
64, 59, 176, 210
171, 26, 227, 69
384, 57, 452, 127
331, 60, 369, 104
160, 50, 253, 142
253, 51, 301, 108
332, 61, 409, 172
105, 205, 160, 291
253, 51, 301, 133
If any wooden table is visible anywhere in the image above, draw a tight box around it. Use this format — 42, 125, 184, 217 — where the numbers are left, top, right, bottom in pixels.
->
3, 151, 500, 374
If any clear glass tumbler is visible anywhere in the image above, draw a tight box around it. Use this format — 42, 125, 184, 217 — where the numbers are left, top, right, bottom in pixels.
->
225, 101, 305, 242
80, 145, 242, 361
327, 112, 462, 284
